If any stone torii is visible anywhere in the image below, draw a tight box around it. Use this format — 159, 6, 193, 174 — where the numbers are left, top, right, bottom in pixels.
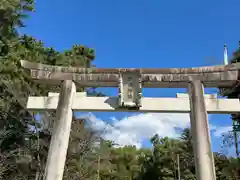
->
21, 59, 240, 180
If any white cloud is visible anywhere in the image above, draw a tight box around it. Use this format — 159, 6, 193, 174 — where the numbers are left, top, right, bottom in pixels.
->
79, 113, 190, 148
78, 113, 233, 148
212, 126, 232, 137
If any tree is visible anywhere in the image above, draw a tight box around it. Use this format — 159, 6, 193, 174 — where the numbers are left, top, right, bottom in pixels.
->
180, 128, 195, 178
0, 1, 99, 179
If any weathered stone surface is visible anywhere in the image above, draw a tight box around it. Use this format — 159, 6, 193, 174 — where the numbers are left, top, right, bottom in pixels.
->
188, 80, 216, 180
43, 80, 76, 180
21, 60, 240, 74
19, 60, 240, 88
30, 69, 119, 81
26, 95, 240, 114
142, 71, 238, 82
29, 69, 239, 88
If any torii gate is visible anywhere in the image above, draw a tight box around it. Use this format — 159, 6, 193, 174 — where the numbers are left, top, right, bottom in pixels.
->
21, 60, 240, 180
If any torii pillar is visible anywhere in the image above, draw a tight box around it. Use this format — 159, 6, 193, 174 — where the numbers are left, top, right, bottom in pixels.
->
188, 80, 216, 180
43, 80, 76, 180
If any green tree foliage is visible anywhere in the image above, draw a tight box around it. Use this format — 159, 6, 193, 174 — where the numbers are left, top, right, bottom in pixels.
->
0, 1, 99, 179
93, 130, 240, 180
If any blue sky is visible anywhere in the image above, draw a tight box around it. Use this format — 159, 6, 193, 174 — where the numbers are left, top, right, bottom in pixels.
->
20, 0, 240, 154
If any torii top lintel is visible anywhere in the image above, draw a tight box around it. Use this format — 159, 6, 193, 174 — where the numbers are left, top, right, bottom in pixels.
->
20, 60, 240, 88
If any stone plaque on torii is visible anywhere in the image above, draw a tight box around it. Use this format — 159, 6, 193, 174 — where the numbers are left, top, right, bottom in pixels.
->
21, 59, 240, 180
